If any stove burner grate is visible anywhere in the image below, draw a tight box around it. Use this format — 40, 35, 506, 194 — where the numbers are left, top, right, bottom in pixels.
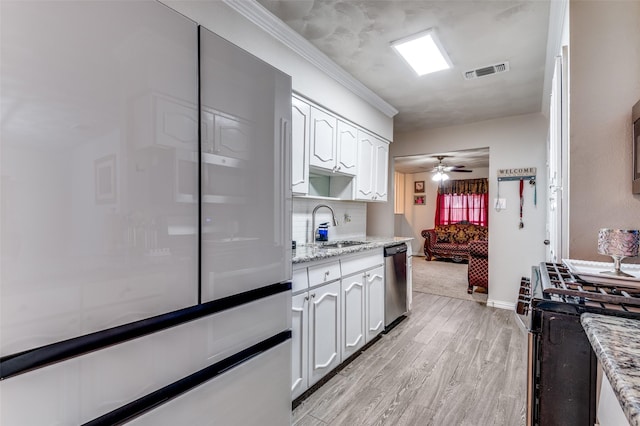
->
541, 262, 640, 312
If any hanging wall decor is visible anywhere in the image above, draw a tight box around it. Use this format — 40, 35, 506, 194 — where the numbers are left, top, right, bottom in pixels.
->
497, 167, 537, 229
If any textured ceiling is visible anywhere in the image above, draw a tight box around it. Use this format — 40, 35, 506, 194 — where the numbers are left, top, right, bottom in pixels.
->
257, 0, 551, 133
394, 147, 489, 174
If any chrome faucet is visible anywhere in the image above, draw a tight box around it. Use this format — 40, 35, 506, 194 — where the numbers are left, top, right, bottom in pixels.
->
311, 204, 338, 244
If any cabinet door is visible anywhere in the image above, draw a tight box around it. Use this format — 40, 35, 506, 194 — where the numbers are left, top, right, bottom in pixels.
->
365, 266, 385, 343
336, 120, 358, 176
341, 273, 365, 360
308, 280, 341, 386
291, 292, 309, 399
309, 107, 337, 171
355, 131, 375, 200
291, 97, 311, 195
374, 140, 389, 201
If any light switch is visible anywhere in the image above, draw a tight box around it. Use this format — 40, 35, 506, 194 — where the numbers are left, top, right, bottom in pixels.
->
494, 198, 507, 209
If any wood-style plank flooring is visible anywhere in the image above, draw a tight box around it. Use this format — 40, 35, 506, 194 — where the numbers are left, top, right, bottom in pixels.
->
292, 292, 527, 426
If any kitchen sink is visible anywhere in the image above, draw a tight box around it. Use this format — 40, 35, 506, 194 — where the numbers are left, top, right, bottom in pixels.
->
319, 241, 367, 249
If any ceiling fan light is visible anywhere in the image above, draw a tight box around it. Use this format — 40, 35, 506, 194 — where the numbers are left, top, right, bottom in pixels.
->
432, 172, 442, 181
441, 173, 449, 181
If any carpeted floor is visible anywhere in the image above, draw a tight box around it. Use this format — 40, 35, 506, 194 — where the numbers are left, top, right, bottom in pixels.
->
412, 256, 488, 303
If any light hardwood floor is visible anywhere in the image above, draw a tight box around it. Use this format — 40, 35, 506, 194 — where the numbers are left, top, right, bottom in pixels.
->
292, 292, 527, 426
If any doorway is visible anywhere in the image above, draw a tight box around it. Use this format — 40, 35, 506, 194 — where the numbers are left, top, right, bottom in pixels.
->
394, 147, 490, 254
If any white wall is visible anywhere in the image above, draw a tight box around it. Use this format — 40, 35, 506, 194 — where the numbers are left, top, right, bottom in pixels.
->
399, 167, 490, 255
161, 1, 394, 141
568, 0, 640, 262
371, 113, 548, 308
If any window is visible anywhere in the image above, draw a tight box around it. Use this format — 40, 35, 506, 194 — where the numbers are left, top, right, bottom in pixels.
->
434, 178, 489, 227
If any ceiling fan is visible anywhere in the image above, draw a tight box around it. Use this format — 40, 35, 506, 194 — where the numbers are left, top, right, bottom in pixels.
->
431, 156, 473, 181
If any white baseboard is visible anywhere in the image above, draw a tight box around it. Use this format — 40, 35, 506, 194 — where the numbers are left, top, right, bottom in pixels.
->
487, 299, 516, 310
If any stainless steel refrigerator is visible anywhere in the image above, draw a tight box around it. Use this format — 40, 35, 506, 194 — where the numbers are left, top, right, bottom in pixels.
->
0, 2, 292, 424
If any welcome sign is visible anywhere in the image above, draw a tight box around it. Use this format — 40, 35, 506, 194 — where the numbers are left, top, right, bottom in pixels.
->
497, 167, 537, 181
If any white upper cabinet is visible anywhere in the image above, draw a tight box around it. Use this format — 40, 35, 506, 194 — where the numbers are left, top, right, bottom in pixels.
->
374, 140, 389, 201
355, 132, 375, 200
309, 106, 357, 176
336, 121, 358, 176
309, 107, 338, 172
356, 131, 389, 202
291, 96, 389, 201
291, 97, 311, 195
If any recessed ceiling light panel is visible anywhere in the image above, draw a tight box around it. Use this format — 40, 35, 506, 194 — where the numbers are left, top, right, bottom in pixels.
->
391, 29, 452, 76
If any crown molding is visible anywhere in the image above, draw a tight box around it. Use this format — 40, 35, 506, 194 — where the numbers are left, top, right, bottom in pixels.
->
223, 0, 399, 118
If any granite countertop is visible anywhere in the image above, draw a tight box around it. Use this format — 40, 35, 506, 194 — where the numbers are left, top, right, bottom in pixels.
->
292, 236, 413, 264
581, 313, 640, 426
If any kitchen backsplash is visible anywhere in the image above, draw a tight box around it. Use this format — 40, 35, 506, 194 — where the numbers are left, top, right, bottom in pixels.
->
292, 198, 367, 245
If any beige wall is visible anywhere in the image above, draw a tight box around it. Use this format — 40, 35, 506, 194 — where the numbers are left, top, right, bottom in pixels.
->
569, 0, 640, 261
370, 113, 547, 308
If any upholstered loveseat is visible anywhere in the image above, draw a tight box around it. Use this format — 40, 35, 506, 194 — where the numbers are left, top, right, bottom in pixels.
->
421, 223, 488, 262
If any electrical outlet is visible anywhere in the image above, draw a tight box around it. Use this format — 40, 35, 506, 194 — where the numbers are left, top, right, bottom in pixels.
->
494, 198, 507, 209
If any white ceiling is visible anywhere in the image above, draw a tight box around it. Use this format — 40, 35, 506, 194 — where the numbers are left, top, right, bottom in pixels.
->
394, 147, 490, 174
256, 0, 551, 134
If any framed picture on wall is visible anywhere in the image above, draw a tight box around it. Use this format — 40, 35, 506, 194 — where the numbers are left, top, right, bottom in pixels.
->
414, 180, 425, 193
414, 195, 425, 205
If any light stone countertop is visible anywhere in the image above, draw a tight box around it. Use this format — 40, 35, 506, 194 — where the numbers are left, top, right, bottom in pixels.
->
292, 236, 413, 264
581, 313, 640, 426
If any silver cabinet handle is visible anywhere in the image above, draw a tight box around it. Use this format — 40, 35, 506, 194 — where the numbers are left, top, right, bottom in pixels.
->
311, 293, 316, 298
304, 296, 309, 301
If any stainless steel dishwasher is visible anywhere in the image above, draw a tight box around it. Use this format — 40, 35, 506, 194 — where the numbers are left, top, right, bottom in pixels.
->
384, 242, 408, 329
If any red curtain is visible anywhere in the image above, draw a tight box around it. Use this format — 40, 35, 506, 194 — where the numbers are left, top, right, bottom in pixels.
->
435, 193, 489, 226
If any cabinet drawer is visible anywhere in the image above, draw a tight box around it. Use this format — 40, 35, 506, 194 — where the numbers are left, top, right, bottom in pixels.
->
308, 261, 341, 287
292, 268, 309, 294
341, 252, 383, 277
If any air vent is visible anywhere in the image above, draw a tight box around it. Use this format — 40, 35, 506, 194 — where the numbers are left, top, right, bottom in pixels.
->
463, 61, 510, 80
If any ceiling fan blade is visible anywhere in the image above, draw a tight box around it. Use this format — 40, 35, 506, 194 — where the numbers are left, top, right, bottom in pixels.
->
450, 169, 473, 173
444, 165, 466, 171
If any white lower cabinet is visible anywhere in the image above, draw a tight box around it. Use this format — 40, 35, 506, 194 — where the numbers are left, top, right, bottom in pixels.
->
365, 266, 385, 343
308, 280, 342, 386
291, 251, 386, 400
291, 279, 341, 399
341, 273, 366, 360
291, 292, 309, 400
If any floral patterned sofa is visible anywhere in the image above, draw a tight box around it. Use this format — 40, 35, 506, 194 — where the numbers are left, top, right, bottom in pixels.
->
421, 223, 488, 262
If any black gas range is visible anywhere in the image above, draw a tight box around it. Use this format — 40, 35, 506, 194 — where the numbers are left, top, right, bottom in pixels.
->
523, 262, 640, 426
